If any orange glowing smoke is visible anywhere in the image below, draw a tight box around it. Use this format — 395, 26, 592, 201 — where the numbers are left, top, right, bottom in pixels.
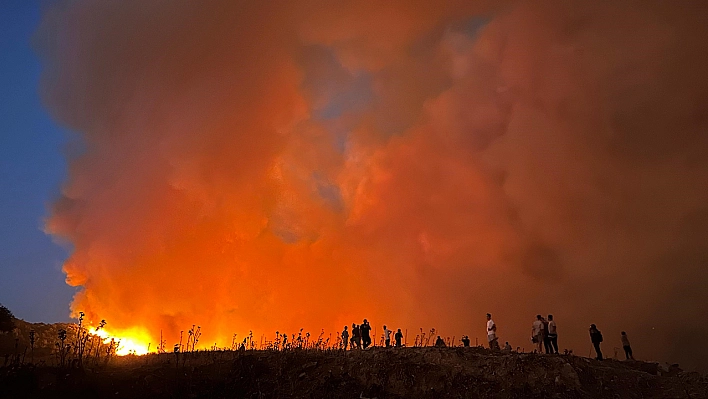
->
39, 0, 708, 369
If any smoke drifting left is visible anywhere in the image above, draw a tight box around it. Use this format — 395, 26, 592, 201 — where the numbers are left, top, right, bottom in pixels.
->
38, 1, 708, 369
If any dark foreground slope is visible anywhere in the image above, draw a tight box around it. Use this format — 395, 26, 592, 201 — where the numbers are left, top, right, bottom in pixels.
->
1, 347, 706, 399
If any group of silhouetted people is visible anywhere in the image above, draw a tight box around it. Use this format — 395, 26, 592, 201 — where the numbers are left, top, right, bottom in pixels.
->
486, 312, 635, 361
341, 314, 635, 361
342, 319, 404, 350
588, 324, 633, 361
530, 314, 558, 354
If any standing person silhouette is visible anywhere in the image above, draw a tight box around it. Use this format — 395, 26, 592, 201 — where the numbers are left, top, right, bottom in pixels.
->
360, 319, 372, 349
383, 325, 392, 348
589, 324, 603, 360
341, 326, 349, 350
621, 331, 634, 360
395, 329, 403, 348
532, 315, 544, 353
351, 323, 361, 349
486, 313, 499, 350
547, 315, 558, 354
541, 316, 551, 353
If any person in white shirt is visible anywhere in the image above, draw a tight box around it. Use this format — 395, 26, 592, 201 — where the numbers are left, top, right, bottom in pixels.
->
531, 315, 544, 353
486, 313, 499, 350
383, 325, 392, 348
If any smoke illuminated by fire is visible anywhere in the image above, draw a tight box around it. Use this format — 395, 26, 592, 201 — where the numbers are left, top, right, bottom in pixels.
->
38, 1, 708, 368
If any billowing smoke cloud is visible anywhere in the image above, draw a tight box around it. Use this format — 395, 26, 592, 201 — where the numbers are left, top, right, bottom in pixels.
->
38, 0, 708, 368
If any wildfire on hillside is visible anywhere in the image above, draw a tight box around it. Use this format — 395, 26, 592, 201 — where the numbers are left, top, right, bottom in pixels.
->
90, 327, 151, 356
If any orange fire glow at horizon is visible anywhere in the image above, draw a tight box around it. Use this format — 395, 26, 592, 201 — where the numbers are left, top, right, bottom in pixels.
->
90, 326, 152, 356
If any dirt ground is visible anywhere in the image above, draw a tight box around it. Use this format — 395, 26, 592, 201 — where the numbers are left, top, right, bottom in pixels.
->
2, 347, 707, 398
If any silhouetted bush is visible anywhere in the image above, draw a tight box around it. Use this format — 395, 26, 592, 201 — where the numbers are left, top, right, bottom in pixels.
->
0, 305, 15, 334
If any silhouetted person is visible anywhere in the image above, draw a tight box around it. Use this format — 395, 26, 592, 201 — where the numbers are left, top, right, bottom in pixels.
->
486, 313, 499, 350
532, 315, 544, 353
351, 323, 361, 349
547, 314, 558, 354
589, 324, 603, 360
435, 336, 446, 348
341, 326, 349, 350
361, 319, 372, 348
621, 331, 634, 360
395, 329, 403, 348
542, 316, 551, 353
461, 335, 470, 347
503, 341, 512, 352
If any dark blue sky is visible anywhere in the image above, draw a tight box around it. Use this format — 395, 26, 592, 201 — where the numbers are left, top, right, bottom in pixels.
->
0, 0, 75, 322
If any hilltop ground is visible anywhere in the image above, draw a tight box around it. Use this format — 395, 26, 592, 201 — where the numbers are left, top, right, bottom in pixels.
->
1, 319, 706, 398
1, 345, 707, 399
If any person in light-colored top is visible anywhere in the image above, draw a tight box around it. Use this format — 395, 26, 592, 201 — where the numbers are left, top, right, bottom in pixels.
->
621, 331, 634, 360
486, 313, 499, 350
383, 325, 392, 348
547, 314, 558, 354
531, 315, 544, 353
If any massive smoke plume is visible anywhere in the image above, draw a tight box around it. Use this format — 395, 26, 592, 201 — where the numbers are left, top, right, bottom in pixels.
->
39, 0, 708, 368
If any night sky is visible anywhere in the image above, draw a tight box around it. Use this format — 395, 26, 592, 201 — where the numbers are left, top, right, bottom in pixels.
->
0, 0, 74, 322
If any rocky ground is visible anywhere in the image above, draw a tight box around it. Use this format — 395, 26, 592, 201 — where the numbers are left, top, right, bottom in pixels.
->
1, 346, 707, 398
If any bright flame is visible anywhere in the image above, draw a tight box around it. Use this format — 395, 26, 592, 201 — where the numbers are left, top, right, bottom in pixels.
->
91, 326, 152, 356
